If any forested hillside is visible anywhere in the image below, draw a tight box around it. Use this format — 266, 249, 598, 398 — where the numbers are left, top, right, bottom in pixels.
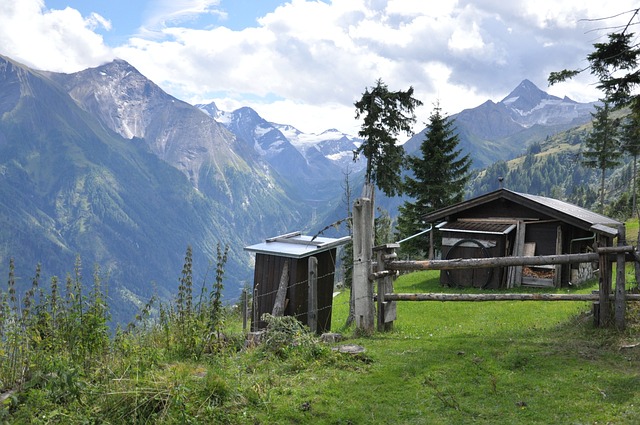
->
467, 117, 636, 221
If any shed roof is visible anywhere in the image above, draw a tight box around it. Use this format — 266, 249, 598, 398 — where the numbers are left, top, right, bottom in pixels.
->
438, 221, 517, 235
244, 231, 350, 259
423, 189, 622, 237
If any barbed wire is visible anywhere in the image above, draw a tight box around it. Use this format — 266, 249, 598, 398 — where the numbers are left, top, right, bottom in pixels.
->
243, 259, 384, 326
251, 267, 353, 301
250, 258, 374, 301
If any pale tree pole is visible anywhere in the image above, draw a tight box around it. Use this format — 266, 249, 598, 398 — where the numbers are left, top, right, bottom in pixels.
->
351, 79, 421, 333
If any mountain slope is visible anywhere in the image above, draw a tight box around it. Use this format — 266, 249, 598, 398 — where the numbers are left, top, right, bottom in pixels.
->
501, 79, 595, 127
0, 56, 291, 322
0, 57, 310, 321
198, 103, 356, 203
404, 80, 597, 169
48, 60, 312, 244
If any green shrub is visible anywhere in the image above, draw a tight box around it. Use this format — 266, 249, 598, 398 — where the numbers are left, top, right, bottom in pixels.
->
259, 313, 326, 361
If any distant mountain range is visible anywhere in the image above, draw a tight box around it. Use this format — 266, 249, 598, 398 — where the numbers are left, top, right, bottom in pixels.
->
0, 55, 597, 323
0, 56, 316, 322
404, 79, 597, 169
196, 104, 364, 203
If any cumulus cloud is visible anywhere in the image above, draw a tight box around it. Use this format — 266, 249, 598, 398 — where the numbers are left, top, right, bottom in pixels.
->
0, 0, 112, 72
0, 0, 638, 133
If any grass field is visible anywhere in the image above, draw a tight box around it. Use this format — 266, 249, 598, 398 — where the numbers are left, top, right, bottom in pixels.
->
4, 266, 640, 424
627, 218, 639, 245
264, 271, 640, 424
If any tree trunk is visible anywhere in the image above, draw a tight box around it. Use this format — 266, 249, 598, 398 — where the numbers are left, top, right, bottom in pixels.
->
633, 154, 637, 217
600, 167, 606, 214
636, 208, 640, 291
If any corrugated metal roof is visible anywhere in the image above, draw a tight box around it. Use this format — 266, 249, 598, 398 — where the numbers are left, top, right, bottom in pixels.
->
244, 231, 351, 259
439, 221, 516, 234
513, 191, 621, 227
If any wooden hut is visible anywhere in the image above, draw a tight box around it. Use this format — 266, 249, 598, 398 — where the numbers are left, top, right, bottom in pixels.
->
422, 189, 622, 288
244, 231, 350, 333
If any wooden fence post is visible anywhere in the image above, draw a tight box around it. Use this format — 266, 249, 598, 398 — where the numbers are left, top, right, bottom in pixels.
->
308, 256, 318, 334
375, 243, 398, 331
352, 196, 374, 334
272, 261, 289, 316
242, 289, 248, 331
252, 284, 259, 332
615, 224, 626, 330
598, 241, 611, 327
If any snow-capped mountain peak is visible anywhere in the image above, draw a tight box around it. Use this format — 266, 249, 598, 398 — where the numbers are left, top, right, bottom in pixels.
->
499, 79, 596, 127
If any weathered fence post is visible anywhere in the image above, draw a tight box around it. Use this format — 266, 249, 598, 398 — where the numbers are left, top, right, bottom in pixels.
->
374, 243, 399, 331
308, 256, 318, 334
598, 241, 612, 327
352, 196, 375, 334
272, 261, 289, 316
615, 224, 626, 330
252, 284, 259, 332
241, 289, 248, 331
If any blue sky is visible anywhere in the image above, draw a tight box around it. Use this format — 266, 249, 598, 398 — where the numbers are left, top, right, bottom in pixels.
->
1, 1, 637, 134
45, 0, 292, 40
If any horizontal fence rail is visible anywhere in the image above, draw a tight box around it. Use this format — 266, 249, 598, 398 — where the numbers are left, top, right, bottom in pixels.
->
382, 293, 640, 302
386, 246, 635, 272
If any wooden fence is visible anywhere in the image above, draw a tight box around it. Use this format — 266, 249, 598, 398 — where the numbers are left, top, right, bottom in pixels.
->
352, 197, 638, 334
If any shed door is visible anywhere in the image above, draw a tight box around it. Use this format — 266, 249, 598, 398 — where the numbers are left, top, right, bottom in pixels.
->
441, 237, 498, 289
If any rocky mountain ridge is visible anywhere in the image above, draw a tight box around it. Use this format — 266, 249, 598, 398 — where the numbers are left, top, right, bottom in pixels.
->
0, 55, 317, 323
404, 79, 597, 169
201, 77, 597, 173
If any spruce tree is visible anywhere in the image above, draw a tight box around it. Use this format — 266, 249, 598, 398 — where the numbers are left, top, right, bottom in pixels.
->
396, 103, 471, 258
620, 105, 640, 216
582, 101, 621, 213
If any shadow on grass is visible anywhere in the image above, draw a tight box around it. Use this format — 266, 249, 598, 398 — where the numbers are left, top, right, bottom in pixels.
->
326, 270, 640, 423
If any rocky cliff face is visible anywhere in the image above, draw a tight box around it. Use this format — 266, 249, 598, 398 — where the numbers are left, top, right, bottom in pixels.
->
49, 60, 311, 234
50, 61, 252, 195
199, 103, 359, 203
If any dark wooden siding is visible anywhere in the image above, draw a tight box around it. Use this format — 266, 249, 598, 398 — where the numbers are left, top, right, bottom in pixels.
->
251, 249, 336, 333
251, 253, 287, 331
454, 199, 550, 221
524, 222, 558, 255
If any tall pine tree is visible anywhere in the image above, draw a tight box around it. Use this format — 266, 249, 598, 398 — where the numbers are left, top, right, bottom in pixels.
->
396, 103, 471, 258
620, 104, 640, 216
582, 101, 621, 213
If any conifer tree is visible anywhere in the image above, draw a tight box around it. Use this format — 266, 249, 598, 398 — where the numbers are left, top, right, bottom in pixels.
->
582, 101, 621, 213
550, 8, 640, 283
620, 105, 640, 216
396, 103, 471, 258
354, 79, 422, 197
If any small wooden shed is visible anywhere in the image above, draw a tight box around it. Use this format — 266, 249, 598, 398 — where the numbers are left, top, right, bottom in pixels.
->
244, 231, 350, 333
422, 189, 622, 289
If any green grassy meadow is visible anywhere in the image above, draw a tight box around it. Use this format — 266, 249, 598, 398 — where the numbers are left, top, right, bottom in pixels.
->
3, 265, 640, 424
265, 272, 640, 424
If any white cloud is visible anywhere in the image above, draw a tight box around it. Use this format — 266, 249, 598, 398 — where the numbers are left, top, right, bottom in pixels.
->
448, 22, 486, 53
86, 12, 112, 31
1, 0, 639, 134
0, 0, 112, 72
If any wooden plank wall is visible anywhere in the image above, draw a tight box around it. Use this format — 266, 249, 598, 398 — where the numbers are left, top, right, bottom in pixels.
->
250, 249, 337, 333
